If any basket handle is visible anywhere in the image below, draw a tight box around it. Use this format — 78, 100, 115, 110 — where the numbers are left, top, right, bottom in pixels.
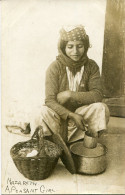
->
31, 126, 42, 141
31, 126, 45, 150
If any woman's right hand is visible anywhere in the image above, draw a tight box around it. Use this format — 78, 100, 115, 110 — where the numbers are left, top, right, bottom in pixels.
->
68, 112, 86, 131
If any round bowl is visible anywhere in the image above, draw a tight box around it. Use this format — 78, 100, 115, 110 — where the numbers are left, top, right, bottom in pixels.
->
70, 141, 107, 175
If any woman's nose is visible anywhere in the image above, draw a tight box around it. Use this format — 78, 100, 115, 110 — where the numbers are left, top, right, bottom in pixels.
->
73, 46, 78, 54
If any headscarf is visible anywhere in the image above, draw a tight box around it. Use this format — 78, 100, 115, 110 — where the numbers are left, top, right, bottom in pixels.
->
56, 25, 90, 75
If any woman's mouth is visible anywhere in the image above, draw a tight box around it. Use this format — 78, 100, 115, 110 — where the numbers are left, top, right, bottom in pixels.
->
71, 55, 80, 61
72, 55, 79, 57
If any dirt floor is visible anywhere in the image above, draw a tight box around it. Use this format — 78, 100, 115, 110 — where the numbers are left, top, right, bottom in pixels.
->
1, 123, 125, 194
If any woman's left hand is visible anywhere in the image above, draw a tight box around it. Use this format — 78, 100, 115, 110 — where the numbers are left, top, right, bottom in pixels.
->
57, 91, 71, 105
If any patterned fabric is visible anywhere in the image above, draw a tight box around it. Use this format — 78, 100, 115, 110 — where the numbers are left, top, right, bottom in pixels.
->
66, 66, 84, 91
60, 25, 87, 41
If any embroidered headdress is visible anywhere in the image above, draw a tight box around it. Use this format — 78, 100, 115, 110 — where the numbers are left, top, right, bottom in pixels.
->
57, 25, 90, 75
59, 25, 87, 41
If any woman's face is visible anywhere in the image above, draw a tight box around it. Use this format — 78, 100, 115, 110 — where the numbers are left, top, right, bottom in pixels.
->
65, 41, 85, 61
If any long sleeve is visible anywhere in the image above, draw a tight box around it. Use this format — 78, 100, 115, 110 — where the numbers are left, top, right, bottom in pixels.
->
70, 60, 103, 105
45, 62, 70, 120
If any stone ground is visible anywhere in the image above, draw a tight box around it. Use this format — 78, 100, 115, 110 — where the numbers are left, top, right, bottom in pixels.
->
1, 117, 125, 194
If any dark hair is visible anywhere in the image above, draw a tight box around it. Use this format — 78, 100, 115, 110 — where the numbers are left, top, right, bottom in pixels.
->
60, 35, 90, 55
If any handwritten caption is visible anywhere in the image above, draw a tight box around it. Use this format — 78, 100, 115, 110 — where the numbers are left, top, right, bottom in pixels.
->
5, 178, 56, 194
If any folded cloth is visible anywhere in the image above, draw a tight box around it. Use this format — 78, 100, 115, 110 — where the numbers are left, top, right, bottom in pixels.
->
5, 104, 33, 136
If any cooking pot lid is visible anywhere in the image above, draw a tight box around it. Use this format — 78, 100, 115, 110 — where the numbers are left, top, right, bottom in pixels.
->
70, 141, 107, 158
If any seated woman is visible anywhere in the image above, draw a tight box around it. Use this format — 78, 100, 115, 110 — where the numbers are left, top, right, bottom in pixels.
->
30, 25, 110, 143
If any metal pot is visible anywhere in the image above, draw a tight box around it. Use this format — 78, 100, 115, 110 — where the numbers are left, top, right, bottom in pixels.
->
70, 132, 108, 175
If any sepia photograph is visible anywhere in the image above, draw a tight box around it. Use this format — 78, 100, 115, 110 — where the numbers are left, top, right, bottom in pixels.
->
1, 0, 125, 194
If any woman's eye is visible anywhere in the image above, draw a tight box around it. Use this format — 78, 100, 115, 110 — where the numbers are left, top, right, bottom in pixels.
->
66, 44, 84, 49
78, 45, 84, 48
67, 45, 73, 49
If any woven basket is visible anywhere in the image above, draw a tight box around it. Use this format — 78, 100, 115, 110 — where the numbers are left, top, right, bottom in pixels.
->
10, 128, 62, 180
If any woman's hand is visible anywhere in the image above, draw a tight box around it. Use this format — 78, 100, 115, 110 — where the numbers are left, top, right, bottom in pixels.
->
57, 91, 71, 105
68, 112, 86, 131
